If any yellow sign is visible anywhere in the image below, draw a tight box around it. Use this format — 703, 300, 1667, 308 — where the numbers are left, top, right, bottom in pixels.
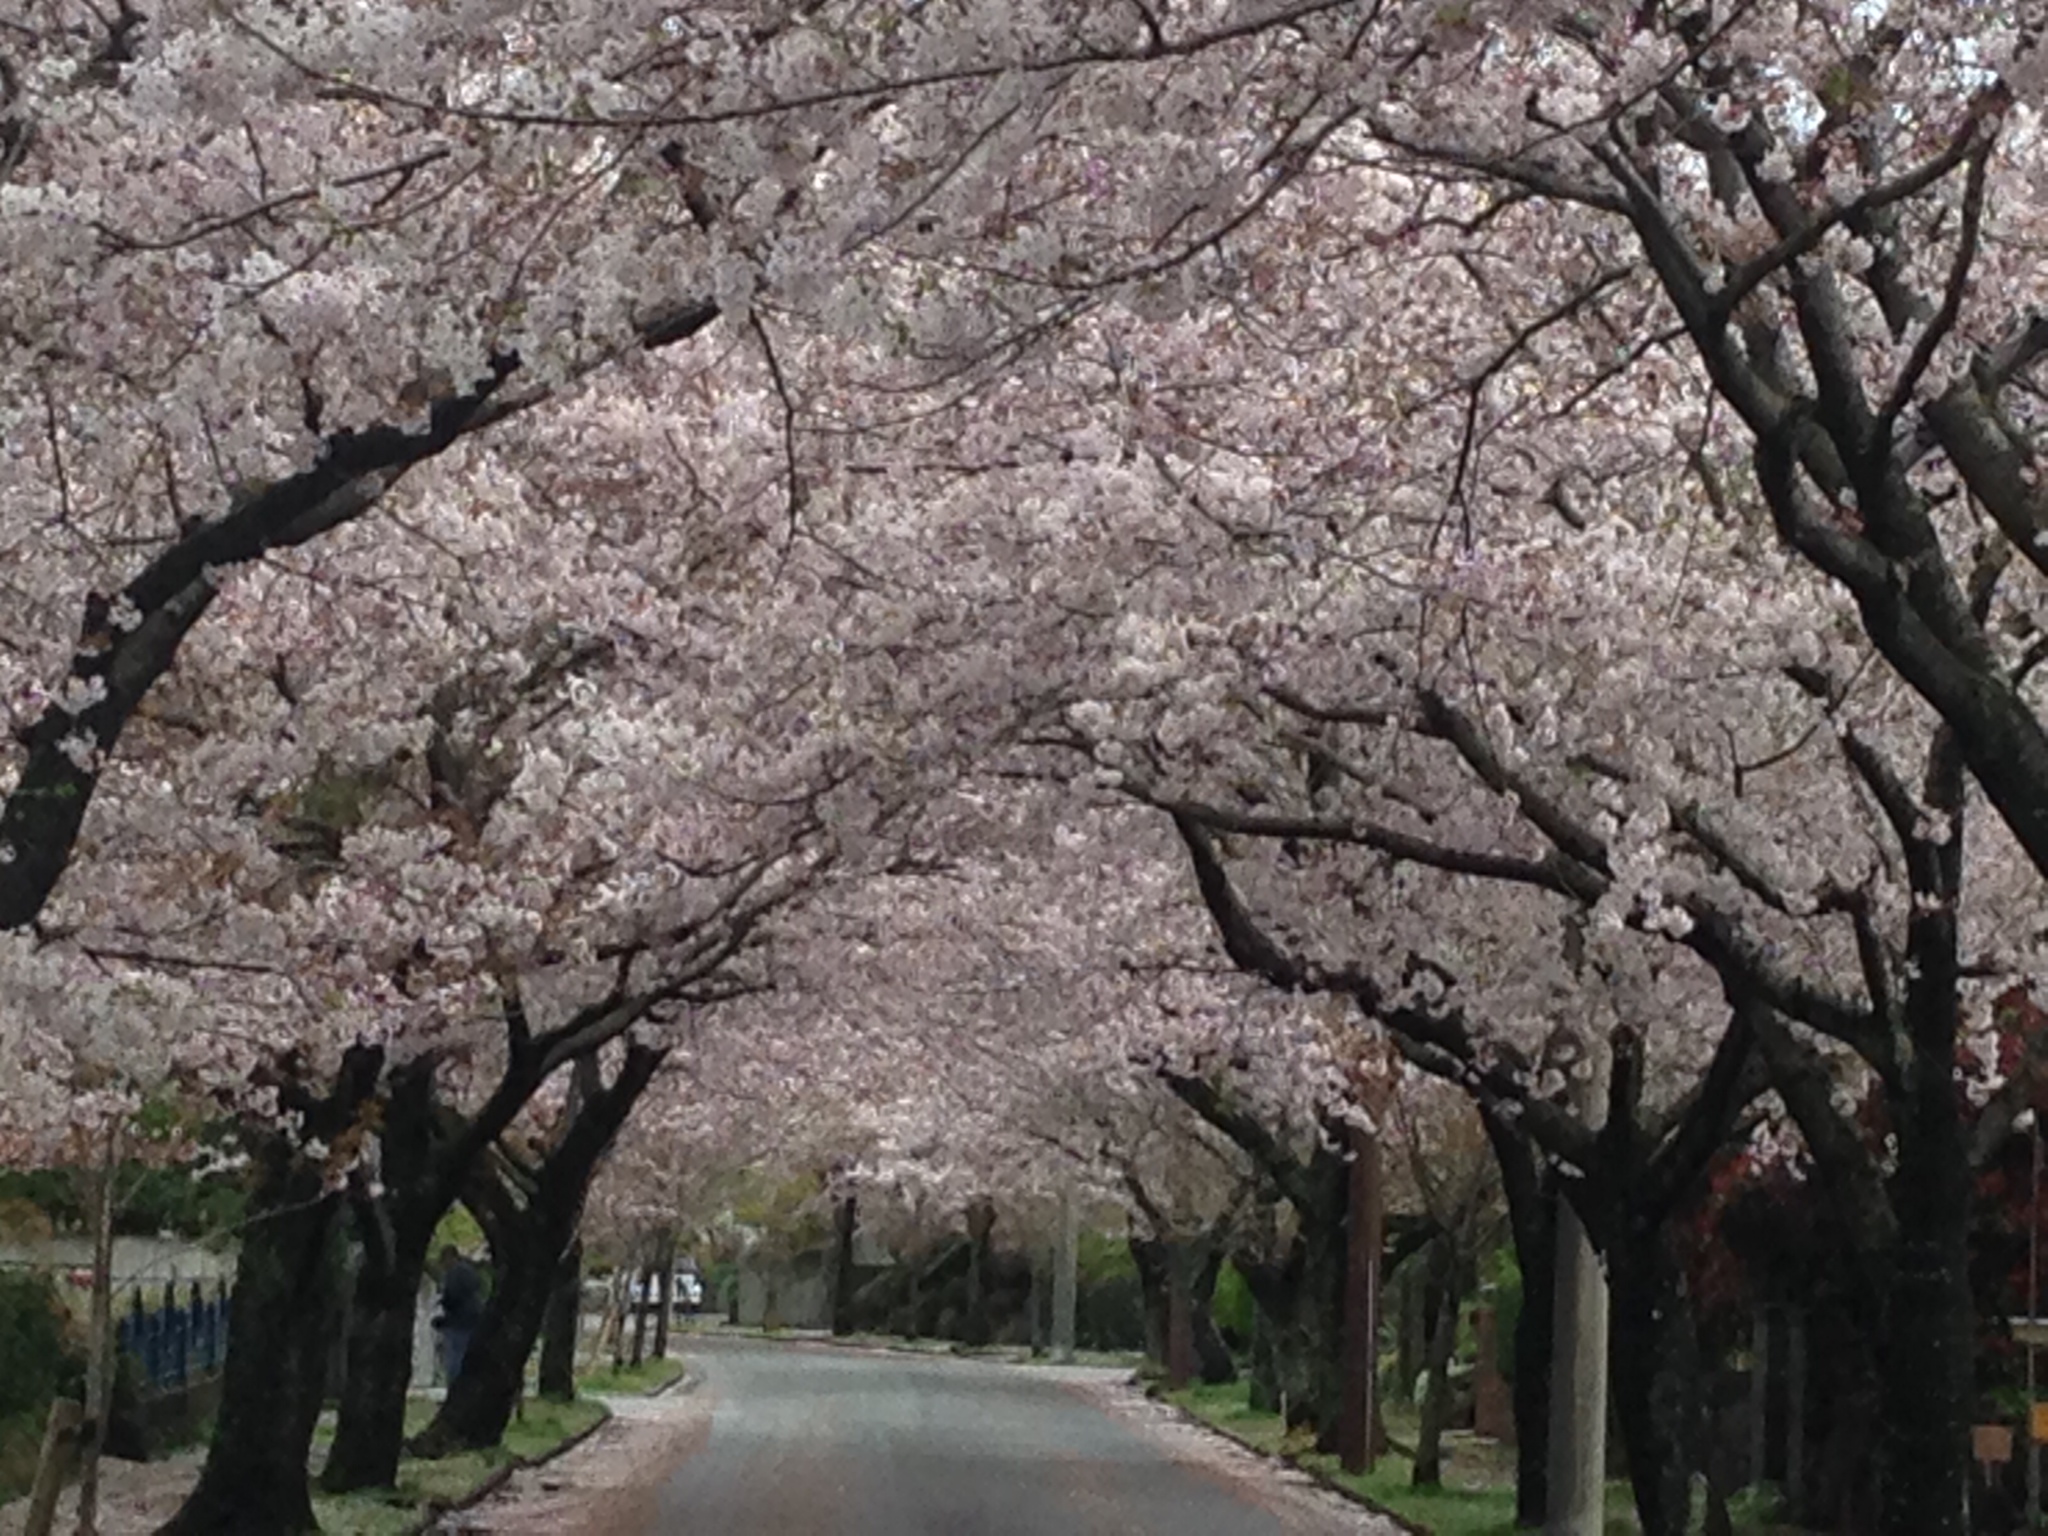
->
2030, 1402, 2048, 1445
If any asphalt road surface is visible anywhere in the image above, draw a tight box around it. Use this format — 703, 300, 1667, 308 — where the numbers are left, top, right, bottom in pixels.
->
644, 1337, 1397, 1535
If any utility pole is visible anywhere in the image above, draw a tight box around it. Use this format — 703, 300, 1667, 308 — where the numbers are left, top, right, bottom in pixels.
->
1052, 1187, 1078, 1364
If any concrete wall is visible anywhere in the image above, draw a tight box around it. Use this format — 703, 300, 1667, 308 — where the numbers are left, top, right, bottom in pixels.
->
0, 1235, 235, 1291
735, 1262, 830, 1330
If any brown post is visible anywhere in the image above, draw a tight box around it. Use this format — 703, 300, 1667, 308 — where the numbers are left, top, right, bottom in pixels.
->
1338, 1119, 1384, 1473
1473, 1305, 1516, 1443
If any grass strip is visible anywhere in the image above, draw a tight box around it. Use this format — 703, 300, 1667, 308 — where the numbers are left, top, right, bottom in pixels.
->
575, 1354, 686, 1396
1163, 1381, 1631, 1536
313, 1395, 609, 1536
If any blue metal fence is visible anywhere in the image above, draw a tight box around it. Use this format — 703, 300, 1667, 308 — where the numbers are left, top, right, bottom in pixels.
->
118, 1280, 231, 1392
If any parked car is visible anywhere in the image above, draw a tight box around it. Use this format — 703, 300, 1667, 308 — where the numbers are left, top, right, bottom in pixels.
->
630, 1270, 704, 1310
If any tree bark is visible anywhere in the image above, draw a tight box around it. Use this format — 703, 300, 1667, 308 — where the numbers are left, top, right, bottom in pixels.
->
1134, 1237, 1234, 1386
1605, 1222, 1701, 1536
321, 1062, 452, 1493
831, 1196, 858, 1337
1484, 1107, 1557, 1528
1413, 1235, 1463, 1488
1165, 1251, 1196, 1390
537, 1239, 582, 1401
1879, 1078, 1973, 1536
159, 1046, 381, 1536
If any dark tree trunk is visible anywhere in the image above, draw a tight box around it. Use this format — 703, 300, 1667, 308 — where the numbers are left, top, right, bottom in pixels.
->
831, 1196, 858, 1337
321, 1059, 446, 1494
1189, 1247, 1236, 1386
1482, 1105, 1556, 1528
537, 1239, 582, 1401
322, 1009, 587, 1492
1165, 1251, 1196, 1389
962, 1198, 996, 1346
159, 1046, 381, 1536
1879, 1073, 1973, 1536
1229, 1149, 1348, 1440
318, 1259, 423, 1494
1133, 1237, 1235, 1386
411, 1043, 664, 1458
1132, 1236, 1168, 1366
1412, 1236, 1463, 1488
1606, 1221, 1703, 1536
1877, 749, 1971, 1536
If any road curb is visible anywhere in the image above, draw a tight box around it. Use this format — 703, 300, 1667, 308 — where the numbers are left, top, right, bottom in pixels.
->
406, 1402, 614, 1535
1141, 1386, 1432, 1536
649, 1359, 695, 1397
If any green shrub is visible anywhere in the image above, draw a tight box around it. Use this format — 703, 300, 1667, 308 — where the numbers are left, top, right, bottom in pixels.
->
0, 1270, 84, 1421
1212, 1259, 1255, 1345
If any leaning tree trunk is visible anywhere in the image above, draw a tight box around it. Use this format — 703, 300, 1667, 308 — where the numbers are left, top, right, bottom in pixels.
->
537, 1239, 582, 1401
160, 1046, 382, 1536
322, 1025, 570, 1493
321, 1057, 451, 1493
1879, 1064, 1974, 1536
411, 1043, 664, 1458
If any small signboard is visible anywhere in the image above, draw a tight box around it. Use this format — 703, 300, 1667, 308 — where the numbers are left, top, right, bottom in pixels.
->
1977, 1422, 2015, 1466
2032, 1402, 2048, 1445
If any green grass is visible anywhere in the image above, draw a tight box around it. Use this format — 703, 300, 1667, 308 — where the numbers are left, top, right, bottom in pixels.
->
1166, 1382, 1804, 1536
1166, 1381, 1630, 1536
576, 1354, 685, 1395
310, 1396, 607, 1536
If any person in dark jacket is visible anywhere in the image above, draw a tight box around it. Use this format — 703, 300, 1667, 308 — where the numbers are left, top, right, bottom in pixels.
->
433, 1246, 486, 1386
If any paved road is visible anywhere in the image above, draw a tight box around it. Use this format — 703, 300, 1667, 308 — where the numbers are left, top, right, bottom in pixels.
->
643, 1337, 1394, 1535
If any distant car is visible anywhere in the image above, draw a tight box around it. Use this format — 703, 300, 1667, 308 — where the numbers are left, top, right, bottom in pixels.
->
630, 1271, 704, 1310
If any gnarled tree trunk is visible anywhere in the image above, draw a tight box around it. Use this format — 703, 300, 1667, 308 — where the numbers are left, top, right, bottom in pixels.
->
159, 1046, 382, 1536
410, 1043, 663, 1458
537, 1239, 582, 1401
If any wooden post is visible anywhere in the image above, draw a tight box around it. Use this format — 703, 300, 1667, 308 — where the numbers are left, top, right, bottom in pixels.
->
1337, 1119, 1383, 1474
22, 1398, 83, 1536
